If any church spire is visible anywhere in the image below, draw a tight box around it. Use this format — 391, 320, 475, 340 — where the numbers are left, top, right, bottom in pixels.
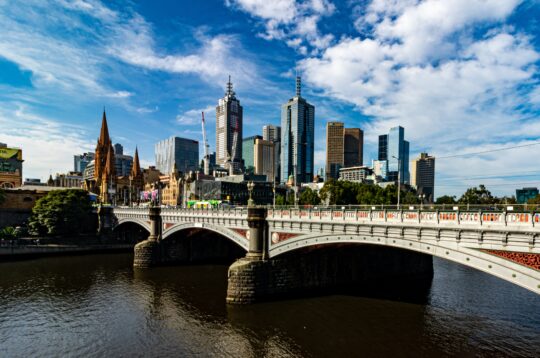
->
130, 146, 142, 177
104, 144, 115, 178
98, 109, 110, 146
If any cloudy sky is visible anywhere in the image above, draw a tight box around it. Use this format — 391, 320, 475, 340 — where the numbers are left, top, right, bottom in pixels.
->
0, 0, 539, 198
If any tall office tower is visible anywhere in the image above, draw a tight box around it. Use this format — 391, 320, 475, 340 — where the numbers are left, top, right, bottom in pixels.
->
382, 126, 409, 184
254, 138, 275, 181
115, 153, 133, 177
344, 128, 363, 167
263, 124, 281, 183
242, 135, 262, 173
263, 125, 281, 142
155, 136, 199, 175
114, 143, 123, 156
326, 122, 344, 180
281, 76, 315, 184
74, 152, 95, 173
410, 152, 435, 203
378, 134, 388, 160
216, 76, 243, 173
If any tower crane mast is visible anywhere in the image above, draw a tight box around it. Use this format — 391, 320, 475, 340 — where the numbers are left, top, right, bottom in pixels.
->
201, 111, 210, 175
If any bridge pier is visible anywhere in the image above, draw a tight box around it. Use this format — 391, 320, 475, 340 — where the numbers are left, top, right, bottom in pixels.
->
134, 206, 162, 268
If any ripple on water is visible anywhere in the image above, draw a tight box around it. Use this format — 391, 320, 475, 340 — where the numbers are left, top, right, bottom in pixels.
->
0, 254, 538, 357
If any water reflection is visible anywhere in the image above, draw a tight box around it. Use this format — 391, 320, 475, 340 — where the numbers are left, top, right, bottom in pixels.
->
0, 254, 539, 357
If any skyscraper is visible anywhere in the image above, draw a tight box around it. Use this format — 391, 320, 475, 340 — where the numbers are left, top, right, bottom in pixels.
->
379, 126, 409, 184
114, 143, 123, 156
326, 121, 344, 180
242, 135, 262, 173
74, 152, 95, 173
155, 136, 199, 175
263, 124, 281, 183
254, 138, 275, 181
216, 76, 243, 173
281, 76, 315, 184
411, 152, 435, 203
344, 128, 363, 167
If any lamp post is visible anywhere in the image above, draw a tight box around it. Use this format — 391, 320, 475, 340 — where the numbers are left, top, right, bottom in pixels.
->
128, 175, 133, 207
247, 181, 255, 207
392, 155, 401, 209
418, 193, 425, 210
272, 180, 276, 209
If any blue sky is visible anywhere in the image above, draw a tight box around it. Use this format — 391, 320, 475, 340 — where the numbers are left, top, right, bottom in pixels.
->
0, 0, 539, 198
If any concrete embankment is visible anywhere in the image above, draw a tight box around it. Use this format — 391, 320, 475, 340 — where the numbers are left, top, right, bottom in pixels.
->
0, 244, 133, 261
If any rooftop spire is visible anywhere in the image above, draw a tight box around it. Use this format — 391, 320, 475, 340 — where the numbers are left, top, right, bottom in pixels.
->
296, 76, 301, 97
98, 109, 110, 146
104, 144, 115, 177
226, 75, 235, 98
130, 146, 141, 177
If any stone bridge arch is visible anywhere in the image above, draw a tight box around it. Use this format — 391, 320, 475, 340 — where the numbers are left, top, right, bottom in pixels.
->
114, 218, 151, 233
268, 232, 540, 294
162, 222, 249, 251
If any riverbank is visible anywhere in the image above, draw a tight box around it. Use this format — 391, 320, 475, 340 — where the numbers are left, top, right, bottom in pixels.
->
0, 244, 133, 261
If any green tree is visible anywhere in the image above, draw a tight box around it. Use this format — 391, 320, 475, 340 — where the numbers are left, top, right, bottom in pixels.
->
275, 193, 295, 206
435, 195, 456, 205
527, 194, 540, 205
28, 189, 94, 236
458, 185, 495, 205
299, 188, 321, 205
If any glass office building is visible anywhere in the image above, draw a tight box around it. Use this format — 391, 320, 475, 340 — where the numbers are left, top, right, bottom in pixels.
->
242, 135, 262, 173
379, 126, 409, 184
155, 136, 199, 175
281, 77, 315, 184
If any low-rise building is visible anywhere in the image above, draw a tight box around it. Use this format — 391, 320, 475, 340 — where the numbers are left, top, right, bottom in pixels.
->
339, 166, 373, 183
0, 143, 23, 188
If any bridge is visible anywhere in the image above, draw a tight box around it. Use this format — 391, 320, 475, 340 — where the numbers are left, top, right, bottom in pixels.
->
108, 206, 540, 302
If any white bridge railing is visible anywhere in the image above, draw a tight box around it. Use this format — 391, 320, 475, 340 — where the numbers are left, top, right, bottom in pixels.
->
267, 208, 540, 229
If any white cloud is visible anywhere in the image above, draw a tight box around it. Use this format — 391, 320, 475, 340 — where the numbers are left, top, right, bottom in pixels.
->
300, 0, 540, 197
0, 105, 95, 181
226, 0, 336, 52
176, 105, 216, 126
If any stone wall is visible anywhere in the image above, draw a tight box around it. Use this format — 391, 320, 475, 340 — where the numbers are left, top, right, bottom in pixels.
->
0, 208, 31, 228
227, 244, 433, 304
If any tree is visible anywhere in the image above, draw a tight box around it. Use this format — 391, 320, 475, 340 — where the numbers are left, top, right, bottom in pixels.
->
275, 193, 294, 206
527, 194, 540, 205
299, 188, 321, 205
436, 195, 456, 205
458, 185, 495, 205
28, 189, 94, 236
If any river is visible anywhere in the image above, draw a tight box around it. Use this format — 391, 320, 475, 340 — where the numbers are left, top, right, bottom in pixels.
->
0, 253, 539, 357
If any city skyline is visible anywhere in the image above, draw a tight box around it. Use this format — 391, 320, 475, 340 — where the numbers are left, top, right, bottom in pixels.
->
0, 1, 539, 197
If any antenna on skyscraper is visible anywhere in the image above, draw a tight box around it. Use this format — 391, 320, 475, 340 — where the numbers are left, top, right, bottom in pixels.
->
296, 74, 301, 97
226, 75, 235, 97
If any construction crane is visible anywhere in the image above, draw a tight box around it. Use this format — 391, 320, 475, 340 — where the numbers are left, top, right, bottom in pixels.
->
201, 111, 210, 175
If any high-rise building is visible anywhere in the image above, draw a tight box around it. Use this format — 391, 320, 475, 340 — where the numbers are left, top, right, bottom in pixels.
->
155, 136, 199, 175
114, 143, 123, 156
325, 123, 364, 180
263, 124, 281, 183
326, 122, 344, 180
115, 153, 133, 177
516, 187, 539, 204
254, 138, 275, 181
344, 128, 363, 167
263, 125, 281, 142
216, 76, 243, 173
379, 126, 409, 184
281, 76, 315, 184
74, 152, 95, 173
410, 152, 435, 203
378, 135, 388, 161
242, 135, 262, 173
0, 143, 23, 188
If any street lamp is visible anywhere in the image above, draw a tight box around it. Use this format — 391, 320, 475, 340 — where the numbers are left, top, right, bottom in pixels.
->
272, 181, 276, 209
247, 181, 255, 207
418, 193, 425, 210
392, 155, 401, 209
